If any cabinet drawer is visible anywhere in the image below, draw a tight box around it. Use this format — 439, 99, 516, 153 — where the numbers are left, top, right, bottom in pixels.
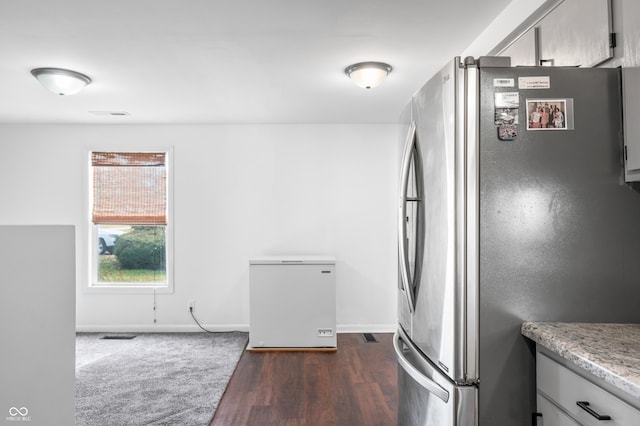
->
537, 352, 640, 426
538, 394, 581, 426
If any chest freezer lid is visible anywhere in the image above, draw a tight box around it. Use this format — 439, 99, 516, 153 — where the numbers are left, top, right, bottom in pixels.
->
249, 255, 336, 265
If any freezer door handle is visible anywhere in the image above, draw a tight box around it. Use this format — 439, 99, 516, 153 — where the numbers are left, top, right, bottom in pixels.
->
398, 121, 417, 313
393, 328, 450, 403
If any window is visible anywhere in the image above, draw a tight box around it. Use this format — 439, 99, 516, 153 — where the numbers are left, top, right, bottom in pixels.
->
90, 151, 172, 290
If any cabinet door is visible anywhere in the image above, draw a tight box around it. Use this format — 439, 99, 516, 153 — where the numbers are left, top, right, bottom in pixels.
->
623, 68, 640, 182
537, 395, 582, 426
537, 352, 640, 426
501, 28, 537, 66
537, 0, 613, 67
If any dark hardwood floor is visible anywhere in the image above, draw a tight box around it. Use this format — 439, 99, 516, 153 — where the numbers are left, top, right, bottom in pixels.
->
210, 333, 398, 426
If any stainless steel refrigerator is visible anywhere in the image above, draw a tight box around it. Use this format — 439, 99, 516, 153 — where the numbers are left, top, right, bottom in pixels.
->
394, 57, 640, 426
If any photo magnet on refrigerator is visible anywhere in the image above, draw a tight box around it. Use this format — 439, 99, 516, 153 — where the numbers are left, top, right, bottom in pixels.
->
498, 123, 517, 141
494, 92, 519, 126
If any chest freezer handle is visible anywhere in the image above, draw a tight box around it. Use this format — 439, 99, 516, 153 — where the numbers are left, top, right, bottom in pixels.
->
398, 122, 417, 313
393, 327, 449, 403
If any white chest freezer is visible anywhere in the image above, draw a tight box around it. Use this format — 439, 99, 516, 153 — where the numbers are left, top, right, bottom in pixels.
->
249, 256, 336, 349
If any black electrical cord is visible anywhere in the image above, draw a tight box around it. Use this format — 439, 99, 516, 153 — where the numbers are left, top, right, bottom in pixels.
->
189, 307, 218, 333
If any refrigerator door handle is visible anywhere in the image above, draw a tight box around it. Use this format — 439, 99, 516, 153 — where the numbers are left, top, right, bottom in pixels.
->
398, 121, 417, 313
394, 328, 450, 403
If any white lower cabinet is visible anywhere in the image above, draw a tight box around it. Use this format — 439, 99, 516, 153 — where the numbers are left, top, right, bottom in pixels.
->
536, 350, 640, 426
537, 395, 581, 426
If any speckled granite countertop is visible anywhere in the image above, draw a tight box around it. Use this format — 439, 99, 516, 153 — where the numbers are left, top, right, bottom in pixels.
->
521, 322, 640, 402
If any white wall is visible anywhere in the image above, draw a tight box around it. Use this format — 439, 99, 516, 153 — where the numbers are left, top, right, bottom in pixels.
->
0, 124, 399, 332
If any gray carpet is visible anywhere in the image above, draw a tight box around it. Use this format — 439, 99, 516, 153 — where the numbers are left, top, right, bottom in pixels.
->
75, 332, 248, 426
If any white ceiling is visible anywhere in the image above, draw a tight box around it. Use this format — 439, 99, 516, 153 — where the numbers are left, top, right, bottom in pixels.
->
0, 0, 512, 124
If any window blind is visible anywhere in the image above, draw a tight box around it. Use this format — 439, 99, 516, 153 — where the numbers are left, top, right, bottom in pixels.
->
92, 152, 167, 225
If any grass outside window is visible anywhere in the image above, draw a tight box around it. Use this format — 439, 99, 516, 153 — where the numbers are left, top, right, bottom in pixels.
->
98, 254, 167, 283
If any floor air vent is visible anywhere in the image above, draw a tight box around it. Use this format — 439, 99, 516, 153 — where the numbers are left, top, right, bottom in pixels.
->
362, 333, 378, 343
101, 335, 137, 340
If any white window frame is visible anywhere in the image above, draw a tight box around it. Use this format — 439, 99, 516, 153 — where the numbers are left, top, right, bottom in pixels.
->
85, 147, 174, 294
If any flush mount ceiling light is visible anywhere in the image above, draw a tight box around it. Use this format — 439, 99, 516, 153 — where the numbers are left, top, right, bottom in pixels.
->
30, 67, 92, 96
344, 62, 392, 89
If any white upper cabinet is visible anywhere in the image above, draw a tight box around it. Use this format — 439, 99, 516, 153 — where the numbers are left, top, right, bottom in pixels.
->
537, 0, 613, 67
501, 28, 537, 66
497, 0, 613, 68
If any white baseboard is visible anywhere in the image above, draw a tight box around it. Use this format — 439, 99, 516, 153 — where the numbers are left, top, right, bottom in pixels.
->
337, 324, 397, 333
76, 324, 250, 333
76, 323, 398, 334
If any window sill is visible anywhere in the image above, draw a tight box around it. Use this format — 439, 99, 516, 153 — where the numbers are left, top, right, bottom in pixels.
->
85, 284, 174, 294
